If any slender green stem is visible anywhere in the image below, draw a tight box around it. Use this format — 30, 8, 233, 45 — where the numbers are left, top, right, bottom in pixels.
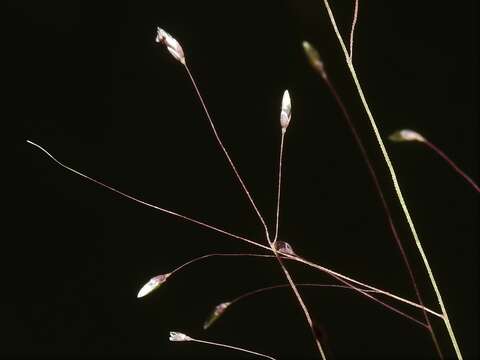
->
315, 67, 442, 356
349, 0, 359, 60
320, 1, 463, 358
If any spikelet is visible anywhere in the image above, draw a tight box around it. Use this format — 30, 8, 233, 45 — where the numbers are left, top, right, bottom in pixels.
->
280, 90, 292, 132
302, 41, 326, 78
155, 27, 186, 64
388, 129, 425, 142
137, 273, 171, 298
169, 331, 192, 342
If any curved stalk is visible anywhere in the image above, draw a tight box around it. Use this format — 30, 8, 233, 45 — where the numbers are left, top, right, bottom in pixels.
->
319, 1, 463, 358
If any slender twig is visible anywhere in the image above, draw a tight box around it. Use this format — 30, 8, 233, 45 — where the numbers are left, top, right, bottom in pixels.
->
349, 0, 359, 60
268, 92, 328, 358
184, 56, 326, 357
320, 262, 428, 328
138, 253, 280, 298
273, 131, 285, 243
144, 248, 442, 322
169, 331, 277, 360
230, 283, 378, 304
214, 283, 427, 328
422, 138, 479, 193
183, 64, 272, 242
389, 130, 478, 193
138, 249, 435, 326
26, 140, 263, 250
26, 139, 441, 318
183, 53, 324, 357
319, 1, 463, 358
304, 52, 442, 356
286, 254, 443, 319
271, 247, 328, 358
170, 253, 273, 276
27, 22, 460, 359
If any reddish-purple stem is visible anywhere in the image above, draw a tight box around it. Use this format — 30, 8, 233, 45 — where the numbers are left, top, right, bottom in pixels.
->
230, 282, 427, 328
183, 64, 272, 242
25, 140, 265, 250
321, 76, 443, 357
273, 132, 285, 244
26, 140, 442, 318
423, 139, 479, 193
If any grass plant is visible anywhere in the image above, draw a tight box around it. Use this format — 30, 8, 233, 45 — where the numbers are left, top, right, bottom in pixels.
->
25, 1, 477, 358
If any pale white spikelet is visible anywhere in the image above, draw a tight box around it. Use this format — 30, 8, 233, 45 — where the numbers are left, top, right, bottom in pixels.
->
274, 241, 296, 256
169, 331, 192, 342
137, 273, 170, 298
389, 129, 425, 142
203, 302, 231, 329
280, 90, 292, 132
155, 27, 186, 64
302, 41, 326, 78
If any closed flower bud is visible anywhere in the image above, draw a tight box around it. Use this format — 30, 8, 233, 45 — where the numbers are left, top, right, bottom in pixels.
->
302, 41, 326, 78
274, 241, 296, 256
280, 90, 292, 131
156, 27, 186, 64
203, 302, 231, 330
137, 273, 171, 298
169, 331, 192, 342
388, 129, 425, 142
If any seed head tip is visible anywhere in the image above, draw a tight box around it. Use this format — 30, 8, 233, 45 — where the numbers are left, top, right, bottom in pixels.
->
203, 302, 231, 330
169, 331, 192, 342
274, 241, 296, 256
302, 41, 325, 76
388, 129, 425, 142
155, 27, 186, 64
137, 273, 170, 298
280, 90, 292, 130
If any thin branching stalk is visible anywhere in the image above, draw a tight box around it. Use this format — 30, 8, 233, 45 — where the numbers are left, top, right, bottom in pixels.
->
183, 64, 272, 242
25, 140, 264, 250
229, 283, 378, 305
389, 129, 479, 193
349, 0, 359, 60
273, 131, 285, 244
26, 139, 442, 319
135, 248, 434, 328
303, 51, 442, 356
319, 262, 428, 328
285, 253, 443, 319
180, 47, 326, 357
27, 140, 442, 358
422, 138, 480, 193
169, 253, 273, 275
319, 1, 463, 358
271, 246, 328, 359
207, 283, 428, 330
169, 331, 277, 360
180, 67, 325, 359
268, 92, 327, 358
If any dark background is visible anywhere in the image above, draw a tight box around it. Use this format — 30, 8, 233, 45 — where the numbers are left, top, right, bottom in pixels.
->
6, 0, 478, 359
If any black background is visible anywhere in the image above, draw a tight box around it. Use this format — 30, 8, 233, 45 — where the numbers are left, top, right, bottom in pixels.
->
6, 0, 478, 359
